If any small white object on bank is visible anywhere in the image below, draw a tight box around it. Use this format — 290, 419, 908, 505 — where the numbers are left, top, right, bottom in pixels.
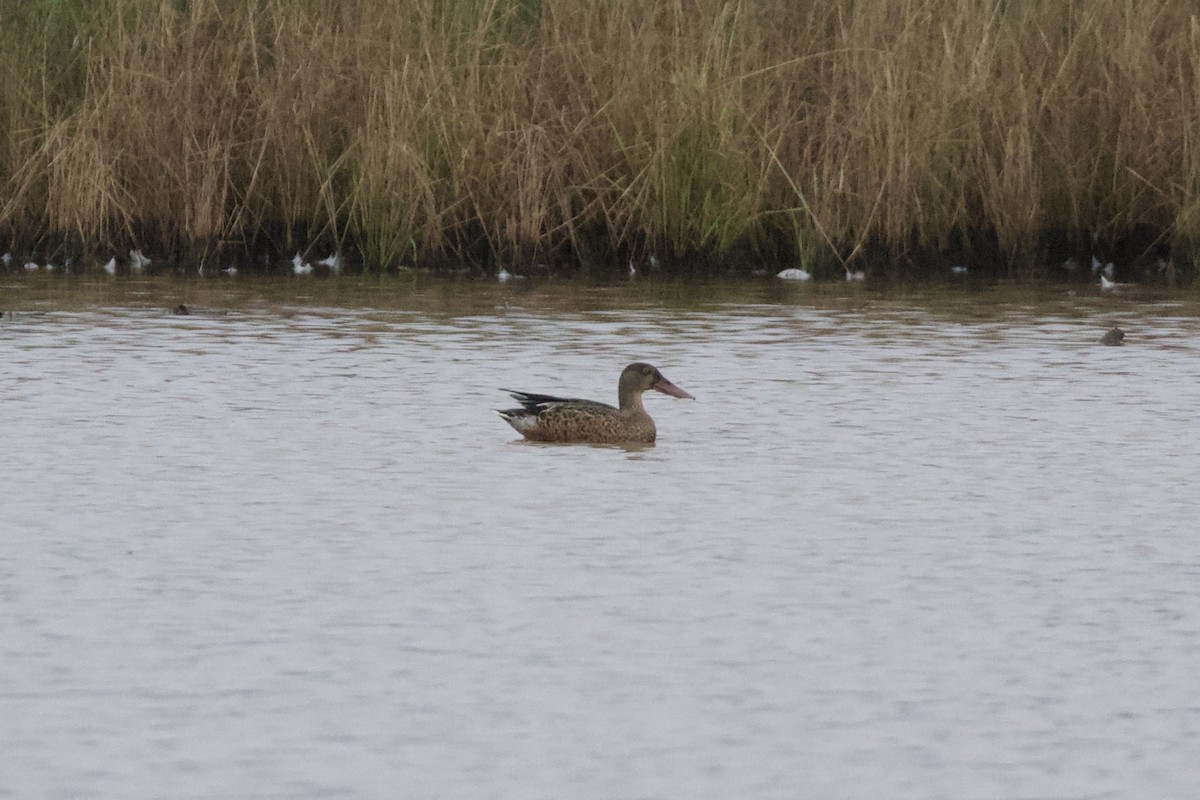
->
776, 268, 812, 281
318, 253, 341, 274
845, 267, 866, 282
129, 249, 151, 272
102, 258, 117, 275
1091, 256, 1114, 279
292, 254, 313, 275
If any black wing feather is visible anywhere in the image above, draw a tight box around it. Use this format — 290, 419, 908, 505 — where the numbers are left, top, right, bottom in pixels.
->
502, 390, 578, 413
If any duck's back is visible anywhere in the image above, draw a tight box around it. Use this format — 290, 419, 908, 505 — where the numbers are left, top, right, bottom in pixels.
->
499, 394, 656, 443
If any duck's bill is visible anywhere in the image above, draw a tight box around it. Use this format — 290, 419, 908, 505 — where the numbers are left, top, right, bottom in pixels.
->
653, 376, 695, 400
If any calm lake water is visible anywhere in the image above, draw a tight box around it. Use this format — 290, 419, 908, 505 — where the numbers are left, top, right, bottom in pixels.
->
3, 276, 1199, 799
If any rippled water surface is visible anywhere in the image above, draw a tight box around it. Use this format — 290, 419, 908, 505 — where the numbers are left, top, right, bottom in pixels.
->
3, 277, 1200, 799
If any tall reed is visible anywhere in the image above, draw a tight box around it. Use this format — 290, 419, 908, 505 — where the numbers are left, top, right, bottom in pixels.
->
1, 0, 1198, 277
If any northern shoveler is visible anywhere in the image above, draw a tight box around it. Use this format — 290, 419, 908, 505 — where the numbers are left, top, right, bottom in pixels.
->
498, 362, 694, 444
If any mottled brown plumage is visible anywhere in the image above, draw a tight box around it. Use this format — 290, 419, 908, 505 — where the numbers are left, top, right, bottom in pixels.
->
498, 362, 694, 444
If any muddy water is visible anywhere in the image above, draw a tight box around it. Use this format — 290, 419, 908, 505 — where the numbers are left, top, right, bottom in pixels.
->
3, 276, 1199, 799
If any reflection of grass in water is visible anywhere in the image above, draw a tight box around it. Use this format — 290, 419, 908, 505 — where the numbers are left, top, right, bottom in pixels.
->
0, 0, 1199, 277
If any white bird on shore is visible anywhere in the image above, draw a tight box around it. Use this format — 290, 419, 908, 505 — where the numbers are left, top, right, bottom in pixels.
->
292, 253, 313, 275
318, 253, 341, 274
1, 252, 11, 266
777, 267, 812, 281
628, 259, 637, 278
1090, 256, 1114, 279
950, 265, 969, 276
1099, 274, 1131, 291
129, 249, 151, 272
845, 267, 866, 282
102, 257, 117, 275
222, 266, 238, 276
498, 267, 525, 282
23, 261, 39, 271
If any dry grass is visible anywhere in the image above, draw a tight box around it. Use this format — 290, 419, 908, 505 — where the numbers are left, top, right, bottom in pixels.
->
1, 0, 1199, 277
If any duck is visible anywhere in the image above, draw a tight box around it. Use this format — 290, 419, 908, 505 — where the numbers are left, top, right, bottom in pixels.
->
498, 362, 694, 444
1100, 327, 1125, 346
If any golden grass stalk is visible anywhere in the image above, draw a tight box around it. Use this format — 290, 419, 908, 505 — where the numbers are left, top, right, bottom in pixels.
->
0, 0, 1197, 276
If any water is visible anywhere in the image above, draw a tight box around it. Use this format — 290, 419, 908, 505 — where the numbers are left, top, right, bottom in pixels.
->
3, 278, 1200, 799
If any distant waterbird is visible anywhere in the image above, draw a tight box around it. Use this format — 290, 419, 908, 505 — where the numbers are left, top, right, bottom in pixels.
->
129, 249, 151, 272
777, 267, 812, 281
950, 265, 969, 276
1100, 327, 1125, 346
23, 261, 38, 271
1099, 274, 1130, 291
497, 362, 694, 444
1091, 256, 1115, 279
101, 257, 117, 275
292, 253, 313, 275
1, 252, 11, 266
221, 266, 238, 276
318, 253, 342, 274
845, 267, 866, 282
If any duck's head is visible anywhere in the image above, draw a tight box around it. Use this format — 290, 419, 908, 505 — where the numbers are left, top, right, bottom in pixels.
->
620, 362, 695, 402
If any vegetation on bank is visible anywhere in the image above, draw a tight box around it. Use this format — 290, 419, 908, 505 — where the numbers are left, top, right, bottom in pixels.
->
1, 0, 1199, 280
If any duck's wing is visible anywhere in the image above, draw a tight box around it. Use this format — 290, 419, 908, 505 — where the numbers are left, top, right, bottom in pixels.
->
501, 390, 615, 415
503, 390, 570, 412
